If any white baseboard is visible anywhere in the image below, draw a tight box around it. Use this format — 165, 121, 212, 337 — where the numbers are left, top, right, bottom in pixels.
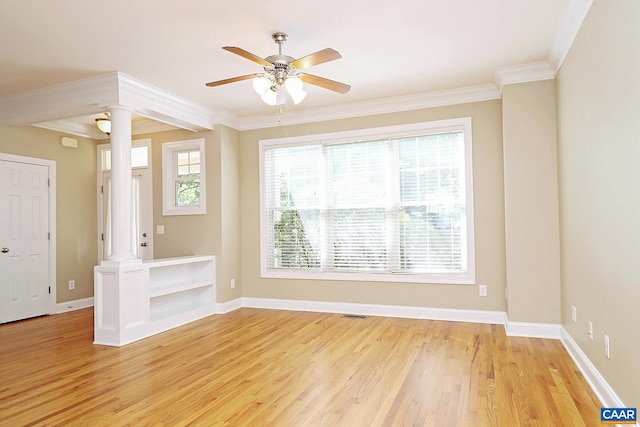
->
240, 297, 507, 325
68, 293, 632, 421
505, 319, 561, 339
560, 328, 635, 415
55, 297, 94, 313
229, 298, 637, 424
216, 298, 243, 314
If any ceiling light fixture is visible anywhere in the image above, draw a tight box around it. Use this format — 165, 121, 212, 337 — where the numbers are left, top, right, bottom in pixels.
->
251, 34, 307, 106
206, 32, 347, 107
253, 75, 306, 106
95, 112, 111, 135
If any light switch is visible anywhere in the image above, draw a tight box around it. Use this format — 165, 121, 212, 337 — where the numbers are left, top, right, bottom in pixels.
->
157, 225, 165, 235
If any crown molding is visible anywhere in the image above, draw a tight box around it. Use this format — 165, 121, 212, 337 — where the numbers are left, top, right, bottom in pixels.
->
0, 72, 120, 126
211, 110, 243, 131
2, 1, 592, 137
494, 0, 593, 91
116, 72, 213, 132
494, 61, 556, 90
216, 0, 594, 130
548, 0, 593, 73
230, 83, 501, 131
0, 71, 214, 133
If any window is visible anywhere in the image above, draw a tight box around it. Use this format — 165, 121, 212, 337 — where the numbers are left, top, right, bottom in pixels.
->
260, 118, 475, 284
162, 138, 206, 215
100, 144, 149, 171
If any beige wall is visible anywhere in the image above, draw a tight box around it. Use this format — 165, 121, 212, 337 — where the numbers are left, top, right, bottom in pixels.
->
556, 0, 640, 407
502, 80, 561, 324
219, 125, 242, 302
145, 129, 220, 259
139, 126, 241, 303
2, 0, 637, 407
0, 124, 241, 306
239, 101, 507, 311
0, 124, 97, 303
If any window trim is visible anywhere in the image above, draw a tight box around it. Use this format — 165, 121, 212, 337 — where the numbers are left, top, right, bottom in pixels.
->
259, 118, 475, 285
162, 138, 206, 216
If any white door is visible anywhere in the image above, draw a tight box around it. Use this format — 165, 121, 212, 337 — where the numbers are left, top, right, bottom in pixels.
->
100, 168, 152, 261
0, 160, 51, 324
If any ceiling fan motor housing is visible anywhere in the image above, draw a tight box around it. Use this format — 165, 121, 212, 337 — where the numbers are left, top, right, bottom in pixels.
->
265, 54, 297, 86
267, 32, 298, 86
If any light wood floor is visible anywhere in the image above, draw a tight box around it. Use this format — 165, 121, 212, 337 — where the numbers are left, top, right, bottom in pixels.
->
0, 308, 602, 426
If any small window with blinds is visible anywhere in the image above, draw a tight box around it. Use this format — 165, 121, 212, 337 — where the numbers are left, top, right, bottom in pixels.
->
260, 118, 475, 284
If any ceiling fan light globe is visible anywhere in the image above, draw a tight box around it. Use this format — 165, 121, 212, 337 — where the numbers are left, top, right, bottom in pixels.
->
286, 77, 306, 105
261, 89, 278, 106
276, 86, 287, 105
285, 77, 304, 93
291, 89, 307, 105
252, 76, 271, 95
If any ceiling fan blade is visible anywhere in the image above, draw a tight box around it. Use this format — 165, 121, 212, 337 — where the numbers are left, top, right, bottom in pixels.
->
222, 46, 272, 67
205, 74, 261, 87
291, 48, 342, 70
300, 73, 351, 94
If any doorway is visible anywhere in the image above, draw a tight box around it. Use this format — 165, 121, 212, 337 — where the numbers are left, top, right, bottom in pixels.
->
0, 154, 56, 324
97, 139, 153, 262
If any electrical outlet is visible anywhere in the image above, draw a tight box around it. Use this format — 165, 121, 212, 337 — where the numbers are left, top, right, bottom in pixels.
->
478, 284, 487, 297
604, 335, 611, 359
571, 305, 577, 322
68, 280, 75, 290
587, 321, 593, 339
231, 278, 236, 289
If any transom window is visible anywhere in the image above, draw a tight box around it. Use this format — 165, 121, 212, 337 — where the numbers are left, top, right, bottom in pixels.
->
260, 118, 475, 284
100, 145, 149, 171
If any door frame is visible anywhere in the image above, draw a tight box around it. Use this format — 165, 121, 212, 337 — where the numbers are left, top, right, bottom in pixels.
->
0, 153, 56, 314
96, 139, 153, 262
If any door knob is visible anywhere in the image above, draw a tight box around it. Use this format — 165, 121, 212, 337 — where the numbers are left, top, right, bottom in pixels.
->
140, 242, 148, 247
1, 248, 9, 253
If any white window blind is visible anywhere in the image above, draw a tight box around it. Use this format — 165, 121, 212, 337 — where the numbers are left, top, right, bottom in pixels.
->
261, 119, 474, 284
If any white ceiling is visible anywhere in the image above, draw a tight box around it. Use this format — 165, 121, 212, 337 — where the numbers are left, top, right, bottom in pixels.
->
0, 0, 585, 134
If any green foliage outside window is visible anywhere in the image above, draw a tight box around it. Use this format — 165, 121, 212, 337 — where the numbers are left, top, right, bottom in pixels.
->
176, 179, 200, 206
273, 176, 319, 268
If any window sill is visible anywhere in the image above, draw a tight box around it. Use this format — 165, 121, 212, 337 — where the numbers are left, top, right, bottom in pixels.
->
162, 206, 206, 216
260, 268, 475, 285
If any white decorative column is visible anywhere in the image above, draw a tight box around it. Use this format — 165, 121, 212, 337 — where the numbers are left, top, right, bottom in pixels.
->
105, 106, 139, 264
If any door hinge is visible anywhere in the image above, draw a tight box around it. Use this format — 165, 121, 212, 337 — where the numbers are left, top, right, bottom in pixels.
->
101, 233, 104, 241
48, 232, 51, 240
48, 286, 51, 294
47, 178, 50, 187
100, 185, 103, 194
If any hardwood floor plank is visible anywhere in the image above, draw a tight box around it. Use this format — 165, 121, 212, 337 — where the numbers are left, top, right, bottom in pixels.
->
0, 308, 603, 426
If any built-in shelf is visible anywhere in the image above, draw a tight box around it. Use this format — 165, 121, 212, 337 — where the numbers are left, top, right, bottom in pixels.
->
149, 280, 212, 298
94, 255, 216, 346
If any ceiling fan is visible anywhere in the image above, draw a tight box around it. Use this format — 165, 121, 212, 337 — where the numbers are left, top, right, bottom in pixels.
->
205, 32, 350, 106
